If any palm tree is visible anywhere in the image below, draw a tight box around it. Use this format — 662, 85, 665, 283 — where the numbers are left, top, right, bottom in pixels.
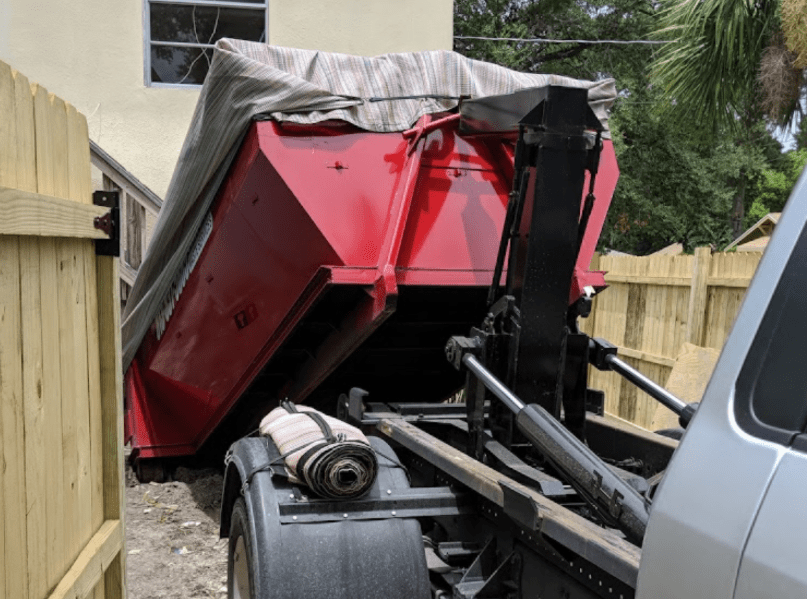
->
650, 0, 806, 236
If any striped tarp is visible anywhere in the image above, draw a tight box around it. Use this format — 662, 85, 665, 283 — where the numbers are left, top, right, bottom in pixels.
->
121, 41, 617, 369
260, 403, 377, 499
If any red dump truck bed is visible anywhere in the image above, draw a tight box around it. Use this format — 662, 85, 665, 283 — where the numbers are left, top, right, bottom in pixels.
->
125, 115, 618, 460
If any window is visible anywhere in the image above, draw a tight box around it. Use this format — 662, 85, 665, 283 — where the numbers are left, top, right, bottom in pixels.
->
145, 0, 267, 86
734, 221, 807, 445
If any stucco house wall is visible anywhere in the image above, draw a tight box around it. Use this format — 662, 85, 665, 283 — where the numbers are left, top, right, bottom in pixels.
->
0, 0, 453, 199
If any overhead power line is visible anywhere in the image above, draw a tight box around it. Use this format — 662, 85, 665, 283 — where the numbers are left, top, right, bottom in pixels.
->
454, 35, 671, 45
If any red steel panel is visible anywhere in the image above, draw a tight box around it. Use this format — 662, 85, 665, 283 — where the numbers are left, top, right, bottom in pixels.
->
125, 119, 619, 459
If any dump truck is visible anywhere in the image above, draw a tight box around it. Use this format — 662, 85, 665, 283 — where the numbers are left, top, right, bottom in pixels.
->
122, 43, 807, 599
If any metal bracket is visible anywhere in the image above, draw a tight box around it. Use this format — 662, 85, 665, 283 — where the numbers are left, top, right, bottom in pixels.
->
92, 190, 120, 257
454, 537, 520, 599
593, 470, 624, 519
500, 480, 541, 530
445, 335, 482, 370
588, 337, 618, 371
277, 486, 469, 524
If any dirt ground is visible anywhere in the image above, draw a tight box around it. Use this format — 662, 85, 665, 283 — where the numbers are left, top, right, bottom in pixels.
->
125, 463, 228, 599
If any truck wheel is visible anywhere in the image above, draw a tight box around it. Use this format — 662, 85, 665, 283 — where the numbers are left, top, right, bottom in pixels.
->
228, 498, 255, 599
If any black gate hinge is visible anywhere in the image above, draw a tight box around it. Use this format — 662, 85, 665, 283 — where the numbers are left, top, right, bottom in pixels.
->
93, 190, 120, 257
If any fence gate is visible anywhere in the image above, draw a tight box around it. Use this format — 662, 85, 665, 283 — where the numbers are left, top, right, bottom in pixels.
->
0, 62, 124, 599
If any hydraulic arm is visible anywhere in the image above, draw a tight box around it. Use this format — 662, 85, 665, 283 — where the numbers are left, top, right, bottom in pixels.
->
447, 85, 656, 544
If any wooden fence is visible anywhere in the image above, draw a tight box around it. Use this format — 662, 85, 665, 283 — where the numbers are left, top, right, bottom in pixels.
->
0, 62, 124, 599
582, 248, 762, 429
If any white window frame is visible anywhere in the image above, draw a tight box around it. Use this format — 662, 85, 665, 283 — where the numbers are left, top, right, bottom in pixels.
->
144, 0, 269, 88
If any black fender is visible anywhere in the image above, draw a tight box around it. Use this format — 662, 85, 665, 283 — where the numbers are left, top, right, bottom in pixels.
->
220, 435, 276, 540
219, 434, 430, 599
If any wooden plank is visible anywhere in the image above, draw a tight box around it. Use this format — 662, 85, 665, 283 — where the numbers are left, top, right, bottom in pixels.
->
621, 268, 646, 422
66, 102, 95, 565
0, 325, 5, 599
12, 67, 47, 599
0, 59, 15, 599
46, 519, 123, 599
0, 236, 28, 599
0, 62, 17, 187
69, 91, 108, 599
34, 81, 68, 590
604, 273, 691, 286
50, 94, 87, 579
59, 239, 94, 559
66, 103, 91, 206
120, 259, 138, 287
97, 255, 125, 599
617, 343, 676, 368
12, 70, 37, 195
580, 252, 600, 337
97, 256, 123, 520
0, 185, 108, 238
597, 255, 631, 416
706, 276, 752, 288
125, 191, 145, 269
685, 247, 711, 346
20, 237, 48, 599
672, 256, 691, 358
84, 248, 104, 535
103, 554, 123, 599
707, 255, 729, 350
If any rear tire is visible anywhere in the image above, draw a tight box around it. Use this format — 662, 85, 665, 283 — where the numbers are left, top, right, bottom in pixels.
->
228, 498, 256, 599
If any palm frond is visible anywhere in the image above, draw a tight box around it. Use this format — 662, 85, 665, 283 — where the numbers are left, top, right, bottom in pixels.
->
650, 0, 780, 131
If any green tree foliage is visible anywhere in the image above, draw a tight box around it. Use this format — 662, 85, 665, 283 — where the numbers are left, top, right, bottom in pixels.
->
605, 88, 773, 252
650, 0, 780, 131
745, 148, 807, 226
454, 0, 655, 81
796, 114, 807, 149
453, 0, 801, 253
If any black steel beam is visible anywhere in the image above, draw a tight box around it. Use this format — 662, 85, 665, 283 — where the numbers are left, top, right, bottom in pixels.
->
376, 418, 641, 589
508, 87, 595, 418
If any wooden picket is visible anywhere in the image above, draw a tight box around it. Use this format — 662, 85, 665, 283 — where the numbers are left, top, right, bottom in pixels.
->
0, 61, 124, 599
582, 248, 763, 429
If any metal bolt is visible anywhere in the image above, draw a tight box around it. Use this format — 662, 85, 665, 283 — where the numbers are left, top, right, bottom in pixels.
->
343, 513, 348, 518
386, 489, 392, 495
391, 511, 397, 516
289, 494, 295, 499
292, 516, 297, 521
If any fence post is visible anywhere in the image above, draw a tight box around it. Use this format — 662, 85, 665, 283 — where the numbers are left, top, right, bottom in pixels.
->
586, 252, 601, 337
685, 246, 712, 345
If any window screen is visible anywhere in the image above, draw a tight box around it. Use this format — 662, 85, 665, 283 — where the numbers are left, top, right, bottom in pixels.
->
146, 0, 267, 86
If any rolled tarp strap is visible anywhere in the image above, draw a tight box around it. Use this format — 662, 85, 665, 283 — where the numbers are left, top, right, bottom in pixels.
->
259, 404, 378, 500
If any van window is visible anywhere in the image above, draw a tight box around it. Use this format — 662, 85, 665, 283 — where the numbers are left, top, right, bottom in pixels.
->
735, 224, 807, 444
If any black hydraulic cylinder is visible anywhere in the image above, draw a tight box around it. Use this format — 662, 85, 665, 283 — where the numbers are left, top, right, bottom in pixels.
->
606, 355, 698, 426
516, 404, 649, 544
589, 338, 696, 427
462, 355, 649, 544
